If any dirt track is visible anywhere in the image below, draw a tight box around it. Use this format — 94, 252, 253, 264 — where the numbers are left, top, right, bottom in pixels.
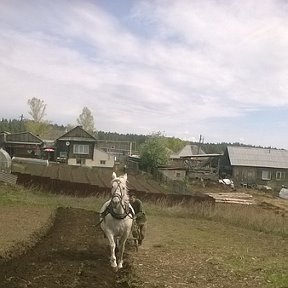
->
0, 208, 135, 288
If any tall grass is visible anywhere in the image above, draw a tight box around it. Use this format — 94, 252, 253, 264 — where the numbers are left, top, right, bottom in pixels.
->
1, 183, 287, 237
146, 199, 288, 237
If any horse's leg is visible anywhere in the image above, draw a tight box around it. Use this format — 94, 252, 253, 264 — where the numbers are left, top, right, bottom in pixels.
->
106, 233, 117, 268
117, 233, 129, 269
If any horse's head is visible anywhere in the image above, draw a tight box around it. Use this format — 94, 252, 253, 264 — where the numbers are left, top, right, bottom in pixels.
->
110, 172, 128, 208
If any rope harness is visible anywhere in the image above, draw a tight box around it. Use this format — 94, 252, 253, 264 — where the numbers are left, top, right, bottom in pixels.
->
99, 179, 134, 222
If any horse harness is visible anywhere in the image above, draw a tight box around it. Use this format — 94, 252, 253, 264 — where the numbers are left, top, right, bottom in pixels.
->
101, 179, 134, 220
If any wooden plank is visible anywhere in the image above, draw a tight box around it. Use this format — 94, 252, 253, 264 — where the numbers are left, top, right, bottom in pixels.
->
207, 192, 253, 199
215, 199, 256, 205
206, 192, 256, 205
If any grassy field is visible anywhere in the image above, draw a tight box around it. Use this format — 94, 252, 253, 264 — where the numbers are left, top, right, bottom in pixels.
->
0, 183, 106, 258
0, 183, 288, 287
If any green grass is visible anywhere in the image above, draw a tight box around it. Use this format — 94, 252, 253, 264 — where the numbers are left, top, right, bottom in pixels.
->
145, 199, 288, 238
0, 183, 106, 212
1, 183, 287, 237
136, 215, 288, 288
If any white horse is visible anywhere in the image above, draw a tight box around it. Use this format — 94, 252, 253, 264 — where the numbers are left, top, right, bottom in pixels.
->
100, 172, 134, 270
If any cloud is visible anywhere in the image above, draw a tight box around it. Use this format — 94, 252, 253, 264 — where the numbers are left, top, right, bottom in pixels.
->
0, 0, 288, 147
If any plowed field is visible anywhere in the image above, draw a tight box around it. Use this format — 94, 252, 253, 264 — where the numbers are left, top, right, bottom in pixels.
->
0, 207, 134, 288
1, 205, 287, 288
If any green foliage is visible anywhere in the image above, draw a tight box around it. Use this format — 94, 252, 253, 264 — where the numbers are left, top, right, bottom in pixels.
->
0, 183, 105, 211
24, 120, 51, 137
0, 118, 24, 133
139, 132, 170, 173
166, 136, 185, 152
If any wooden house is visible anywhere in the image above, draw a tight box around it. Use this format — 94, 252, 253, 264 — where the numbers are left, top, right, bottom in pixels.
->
220, 146, 288, 188
169, 144, 221, 180
0, 131, 43, 158
55, 126, 114, 167
55, 126, 97, 165
158, 167, 187, 181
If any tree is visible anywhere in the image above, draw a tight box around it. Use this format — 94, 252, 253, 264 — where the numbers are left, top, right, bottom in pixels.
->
139, 132, 170, 173
166, 137, 185, 153
77, 107, 95, 134
27, 97, 46, 122
26, 97, 49, 137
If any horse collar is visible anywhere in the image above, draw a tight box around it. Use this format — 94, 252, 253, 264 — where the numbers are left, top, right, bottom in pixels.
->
106, 202, 132, 220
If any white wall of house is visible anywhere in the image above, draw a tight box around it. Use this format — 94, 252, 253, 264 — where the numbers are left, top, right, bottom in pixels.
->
68, 148, 115, 167
92, 148, 115, 167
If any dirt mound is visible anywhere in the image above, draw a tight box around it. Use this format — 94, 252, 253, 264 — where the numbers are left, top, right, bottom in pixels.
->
0, 208, 135, 288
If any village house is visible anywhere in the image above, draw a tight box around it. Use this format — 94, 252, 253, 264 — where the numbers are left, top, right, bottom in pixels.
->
164, 144, 221, 181
0, 131, 43, 158
55, 126, 114, 168
220, 146, 288, 189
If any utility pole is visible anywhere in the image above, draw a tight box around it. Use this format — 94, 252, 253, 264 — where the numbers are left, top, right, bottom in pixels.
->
20, 114, 24, 132
197, 134, 204, 154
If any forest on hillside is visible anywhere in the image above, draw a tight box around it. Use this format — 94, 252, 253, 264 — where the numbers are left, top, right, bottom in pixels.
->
0, 118, 273, 154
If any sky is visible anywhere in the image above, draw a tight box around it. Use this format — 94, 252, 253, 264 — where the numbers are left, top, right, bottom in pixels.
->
1, 0, 288, 149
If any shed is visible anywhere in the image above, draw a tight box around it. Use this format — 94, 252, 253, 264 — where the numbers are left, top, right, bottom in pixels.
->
169, 144, 220, 180
170, 144, 205, 159
169, 144, 206, 169
0, 131, 43, 158
220, 146, 288, 188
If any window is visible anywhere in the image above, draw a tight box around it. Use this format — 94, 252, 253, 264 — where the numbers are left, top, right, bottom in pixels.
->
73, 144, 89, 154
276, 171, 285, 180
100, 160, 106, 165
59, 151, 67, 158
176, 172, 181, 178
262, 170, 271, 180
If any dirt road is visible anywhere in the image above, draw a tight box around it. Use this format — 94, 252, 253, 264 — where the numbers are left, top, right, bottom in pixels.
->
0, 208, 135, 288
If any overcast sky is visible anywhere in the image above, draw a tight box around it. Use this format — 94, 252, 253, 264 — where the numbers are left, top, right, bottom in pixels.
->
1, 0, 288, 148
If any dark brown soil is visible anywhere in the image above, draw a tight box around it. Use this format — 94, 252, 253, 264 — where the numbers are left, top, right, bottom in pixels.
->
0, 207, 136, 288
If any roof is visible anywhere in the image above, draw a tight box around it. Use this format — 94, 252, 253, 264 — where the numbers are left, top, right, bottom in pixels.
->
170, 144, 205, 159
227, 146, 288, 169
189, 153, 223, 158
5, 132, 43, 145
57, 126, 96, 142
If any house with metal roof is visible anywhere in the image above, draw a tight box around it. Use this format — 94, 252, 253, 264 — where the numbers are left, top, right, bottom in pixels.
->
220, 146, 288, 188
